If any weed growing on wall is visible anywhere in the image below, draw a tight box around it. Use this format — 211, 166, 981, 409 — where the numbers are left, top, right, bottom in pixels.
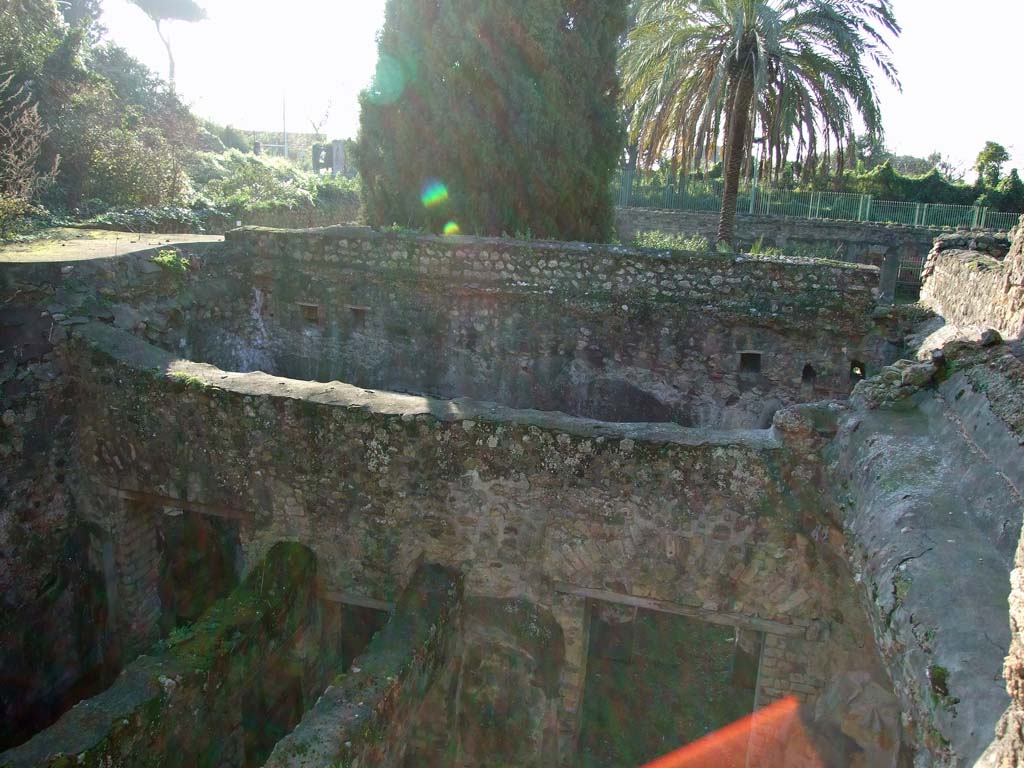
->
153, 248, 189, 276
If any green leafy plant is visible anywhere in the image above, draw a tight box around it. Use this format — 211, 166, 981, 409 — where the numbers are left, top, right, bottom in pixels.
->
152, 247, 189, 275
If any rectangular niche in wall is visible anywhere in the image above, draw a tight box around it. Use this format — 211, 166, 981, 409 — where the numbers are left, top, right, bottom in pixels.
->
298, 303, 321, 326
156, 509, 240, 634
578, 603, 762, 768
739, 351, 763, 375
347, 305, 370, 328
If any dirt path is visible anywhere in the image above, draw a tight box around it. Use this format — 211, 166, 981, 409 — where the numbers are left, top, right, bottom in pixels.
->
0, 229, 223, 263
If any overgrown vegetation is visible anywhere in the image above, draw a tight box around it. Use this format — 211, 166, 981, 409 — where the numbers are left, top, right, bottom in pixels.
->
357, 0, 628, 241
633, 231, 710, 251
0, 0, 359, 240
802, 140, 1023, 213
0, 72, 57, 237
152, 247, 189, 275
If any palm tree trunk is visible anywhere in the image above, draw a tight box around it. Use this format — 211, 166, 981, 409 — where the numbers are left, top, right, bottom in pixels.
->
716, 67, 754, 248
154, 20, 176, 91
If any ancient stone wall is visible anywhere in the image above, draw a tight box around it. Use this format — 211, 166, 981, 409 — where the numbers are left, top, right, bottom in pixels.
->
65, 319, 898, 762
0, 266, 109, 751
615, 207, 945, 299
265, 564, 463, 768
920, 221, 1024, 340
174, 227, 888, 430
399, 597, 565, 767
828, 340, 1024, 765
1, 234, 915, 765
0, 543, 334, 768
0, 249, 241, 751
981, 512, 1024, 768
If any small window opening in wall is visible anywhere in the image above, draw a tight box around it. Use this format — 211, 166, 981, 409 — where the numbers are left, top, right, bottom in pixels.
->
298, 303, 320, 325
739, 352, 762, 375
802, 363, 817, 386
347, 305, 369, 328
850, 360, 867, 382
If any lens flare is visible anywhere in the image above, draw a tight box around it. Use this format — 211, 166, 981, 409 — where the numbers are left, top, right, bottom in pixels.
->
443, 221, 461, 236
640, 696, 819, 768
421, 180, 449, 208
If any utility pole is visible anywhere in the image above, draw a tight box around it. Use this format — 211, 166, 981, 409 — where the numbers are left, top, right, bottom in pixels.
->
282, 93, 288, 161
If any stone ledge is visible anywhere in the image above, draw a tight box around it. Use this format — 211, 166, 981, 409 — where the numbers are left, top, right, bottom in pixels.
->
73, 320, 785, 451
227, 224, 880, 273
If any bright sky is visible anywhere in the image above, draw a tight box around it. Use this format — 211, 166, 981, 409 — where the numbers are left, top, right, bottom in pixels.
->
100, 0, 1022, 175
99, 0, 387, 140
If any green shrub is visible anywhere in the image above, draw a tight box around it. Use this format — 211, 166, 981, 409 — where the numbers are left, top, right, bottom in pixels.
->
82, 205, 220, 234
152, 248, 189, 275
0, 196, 32, 239
747, 237, 840, 260
194, 149, 311, 209
633, 231, 710, 251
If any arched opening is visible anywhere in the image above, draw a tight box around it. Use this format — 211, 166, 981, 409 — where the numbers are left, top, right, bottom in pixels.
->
850, 360, 867, 383
802, 364, 817, 387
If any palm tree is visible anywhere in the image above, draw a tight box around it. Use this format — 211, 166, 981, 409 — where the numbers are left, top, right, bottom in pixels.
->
130, 0, 206, 91
621, 0, 900, 247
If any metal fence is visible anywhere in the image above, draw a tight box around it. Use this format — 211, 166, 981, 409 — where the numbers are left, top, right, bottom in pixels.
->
612, 171, 1021, 232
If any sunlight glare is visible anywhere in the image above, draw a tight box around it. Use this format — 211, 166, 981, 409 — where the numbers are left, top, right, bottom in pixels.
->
640, 696, 821, 768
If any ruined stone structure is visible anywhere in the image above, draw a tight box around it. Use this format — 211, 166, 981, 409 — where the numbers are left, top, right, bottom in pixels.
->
920, 230, 1022, 340
615, 207, 953, 300
191, 228, 887, 429
1, 220, 1023, 767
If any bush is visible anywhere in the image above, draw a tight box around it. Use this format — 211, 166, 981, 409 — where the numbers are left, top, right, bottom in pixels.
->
311, 174, 360, 208
633, 231, 710, 251
0, 196, 32, 239
152, 248, 189, 275
82, 205, 220, 234
194, 149, 311, 209
184, 151, 361, 230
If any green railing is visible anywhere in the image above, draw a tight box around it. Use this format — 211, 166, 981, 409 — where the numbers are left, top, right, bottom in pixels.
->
613, 171, 1020, 232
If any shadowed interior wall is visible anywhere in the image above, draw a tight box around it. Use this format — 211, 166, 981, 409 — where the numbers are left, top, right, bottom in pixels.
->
64, 318, 900, 763
164, 227, 889, 430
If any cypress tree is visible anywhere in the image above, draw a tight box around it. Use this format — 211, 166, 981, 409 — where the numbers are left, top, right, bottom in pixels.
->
355, 0, 627, 242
